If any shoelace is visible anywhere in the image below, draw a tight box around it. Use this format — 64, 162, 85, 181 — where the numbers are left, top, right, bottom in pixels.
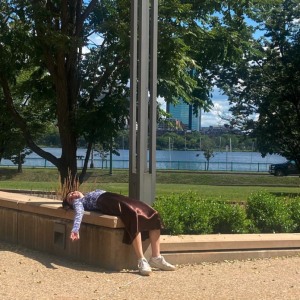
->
160, 257, 174, 268
138, 258, 149, 268
161, 257, 170, 266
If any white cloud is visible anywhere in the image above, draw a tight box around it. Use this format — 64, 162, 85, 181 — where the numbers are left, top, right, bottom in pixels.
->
82, 46, 90, 54
82, 35, 104, 56
81, 34, 104, 58
89, 34, 104, 46
201, 88, 230, 127
157, 96, 166, 110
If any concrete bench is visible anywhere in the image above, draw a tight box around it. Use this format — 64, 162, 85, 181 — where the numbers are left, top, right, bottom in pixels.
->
0, 191, 150, 271
2, 191, 300, 270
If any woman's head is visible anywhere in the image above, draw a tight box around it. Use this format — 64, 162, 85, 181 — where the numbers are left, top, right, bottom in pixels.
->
62, 191, 84, 209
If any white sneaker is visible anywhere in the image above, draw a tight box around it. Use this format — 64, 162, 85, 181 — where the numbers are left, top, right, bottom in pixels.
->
149, 256, 176, 271
138, 258, 152, 276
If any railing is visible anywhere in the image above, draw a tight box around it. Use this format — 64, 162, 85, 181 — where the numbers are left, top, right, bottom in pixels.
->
0, 158, 271, 172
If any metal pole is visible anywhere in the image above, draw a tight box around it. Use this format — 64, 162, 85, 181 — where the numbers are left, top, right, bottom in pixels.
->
149, 0, 158, 198
129, 0, 158, 204
129, 0, 138, 197
137, 0, 149, 175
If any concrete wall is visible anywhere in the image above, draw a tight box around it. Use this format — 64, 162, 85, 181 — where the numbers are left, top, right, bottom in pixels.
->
0, 191, 150, 271
2, 191, 300, 269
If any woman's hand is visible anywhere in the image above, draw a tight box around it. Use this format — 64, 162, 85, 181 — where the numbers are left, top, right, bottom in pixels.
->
70, 232, 80, 242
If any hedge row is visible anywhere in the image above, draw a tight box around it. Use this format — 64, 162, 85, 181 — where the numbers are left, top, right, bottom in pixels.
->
152, 191, 300, 235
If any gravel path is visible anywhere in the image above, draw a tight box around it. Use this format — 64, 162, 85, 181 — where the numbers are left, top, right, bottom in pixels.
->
1, 241, 300, 300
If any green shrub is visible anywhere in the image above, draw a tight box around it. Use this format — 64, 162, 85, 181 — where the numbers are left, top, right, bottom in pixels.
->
153, 192, 214, 234
153, 192, 248, 235
212, 201, 248, 234
153, 191, 299, 235
153, 192, 300, 234
289, 197, 300, 232
246, 191, 296, 233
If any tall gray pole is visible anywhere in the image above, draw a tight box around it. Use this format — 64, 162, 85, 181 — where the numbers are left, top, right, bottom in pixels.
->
129, 0, 158, 204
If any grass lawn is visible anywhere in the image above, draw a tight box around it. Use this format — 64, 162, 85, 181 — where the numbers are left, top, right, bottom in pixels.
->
0, 181, 299, 201
1, 167, 300, 185
1, 167, 300, 201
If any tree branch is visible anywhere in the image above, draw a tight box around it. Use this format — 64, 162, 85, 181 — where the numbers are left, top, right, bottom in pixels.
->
75, 0, 98, 37
0, 72, 59, 166
87, 55, 122, 107
79, 140, 92, 184
61, 0, 68, 33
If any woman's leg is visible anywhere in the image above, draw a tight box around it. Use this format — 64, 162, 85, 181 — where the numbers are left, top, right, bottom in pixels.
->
148, 229, 176, 271
132, 232, 152, 275
132, 229, 161, 258
132, 232, 144, 259
149, 229, 160, 257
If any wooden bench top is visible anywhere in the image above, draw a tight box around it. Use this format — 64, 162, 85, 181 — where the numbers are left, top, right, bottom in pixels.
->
0, 191, 124, 229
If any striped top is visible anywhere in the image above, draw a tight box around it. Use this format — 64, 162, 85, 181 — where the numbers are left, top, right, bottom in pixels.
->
71, 189, 106, 233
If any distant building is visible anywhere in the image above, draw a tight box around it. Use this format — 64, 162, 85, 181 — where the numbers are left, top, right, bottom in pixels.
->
200, 126, 242, 137
157, 118, 184, 132
166, 99, 201, 131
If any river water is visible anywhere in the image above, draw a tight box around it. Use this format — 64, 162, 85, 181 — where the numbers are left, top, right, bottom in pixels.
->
0, 148, 286, 171
0, 148, 283, 172
26, 148, 285, 164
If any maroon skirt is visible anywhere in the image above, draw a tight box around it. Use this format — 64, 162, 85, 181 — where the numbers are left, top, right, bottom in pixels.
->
97, 192, 164, 245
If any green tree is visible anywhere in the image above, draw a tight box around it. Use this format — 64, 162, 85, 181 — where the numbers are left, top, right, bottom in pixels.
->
94, 145, 109, 169
197, 139, 215, 170
114, 130, 129, 150
218, 0, 300, 168
0, 94, 32, 167
10, 148, 32, 173
0, 0, 277, 188
37, 125, 61, 147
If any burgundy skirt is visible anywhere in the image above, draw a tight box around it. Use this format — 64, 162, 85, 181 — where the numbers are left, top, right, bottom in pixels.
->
97, 192, 164, 245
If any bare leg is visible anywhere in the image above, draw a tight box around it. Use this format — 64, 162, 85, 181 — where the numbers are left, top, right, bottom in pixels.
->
148, 229, 175, 271
132, 232, 144, 259
149, 229, 160, 257
132, 230, 160, 258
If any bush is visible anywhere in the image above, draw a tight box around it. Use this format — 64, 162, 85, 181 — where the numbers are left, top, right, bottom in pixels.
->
153, 192, 213, 234
212, 201, 248, 234
153, 192, 248, 235
153, 191, 299, 235
289, 196, 300, 232
245, 191, 296, 233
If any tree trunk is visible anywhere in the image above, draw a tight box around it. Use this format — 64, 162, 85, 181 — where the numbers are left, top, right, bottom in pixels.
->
79, 141, 92, 184
58, 157, 78, 192
17, 153, 22, 173
1, 1, 100, 193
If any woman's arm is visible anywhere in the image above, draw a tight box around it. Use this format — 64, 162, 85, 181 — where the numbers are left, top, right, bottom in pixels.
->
70, 199, 84, 241
70, 232, 80, 241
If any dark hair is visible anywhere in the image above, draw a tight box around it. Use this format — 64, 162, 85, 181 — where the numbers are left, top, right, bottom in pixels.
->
62, 192, 72, 210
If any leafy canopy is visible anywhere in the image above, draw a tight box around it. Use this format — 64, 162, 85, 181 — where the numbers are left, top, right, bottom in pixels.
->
218, 0, 300, 167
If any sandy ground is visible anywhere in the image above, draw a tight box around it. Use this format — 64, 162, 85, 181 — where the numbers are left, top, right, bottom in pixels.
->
1, 241, 300, 300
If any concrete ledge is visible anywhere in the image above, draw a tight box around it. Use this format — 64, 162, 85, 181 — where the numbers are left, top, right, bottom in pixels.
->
1, 191, 300, 270
163, 249, 300, 265
0, 191, 124, 228
160, 233, 300, 251
157, 233, 300, 265
0, 191, 145, 270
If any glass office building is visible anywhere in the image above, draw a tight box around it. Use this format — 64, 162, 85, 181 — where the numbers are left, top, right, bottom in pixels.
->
166, 99, 201, 131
